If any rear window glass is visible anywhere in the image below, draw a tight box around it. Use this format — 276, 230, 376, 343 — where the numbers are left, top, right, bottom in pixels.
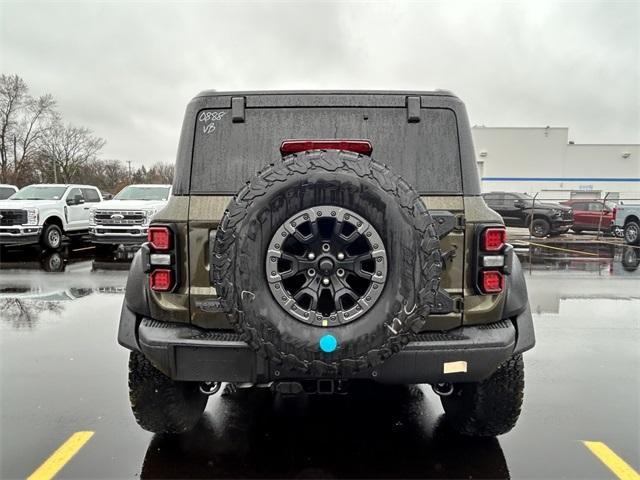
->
0, 187, 16, 199
191, 107, 462, 194
82, 188, 101, 202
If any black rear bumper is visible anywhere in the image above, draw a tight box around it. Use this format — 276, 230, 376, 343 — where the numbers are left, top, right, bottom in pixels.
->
119, 303, 534, 385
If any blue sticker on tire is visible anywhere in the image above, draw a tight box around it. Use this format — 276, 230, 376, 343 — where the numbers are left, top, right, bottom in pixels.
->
319, 334, 338, 353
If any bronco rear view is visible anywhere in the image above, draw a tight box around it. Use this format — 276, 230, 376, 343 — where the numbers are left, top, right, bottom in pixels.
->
118, 91, 535, 437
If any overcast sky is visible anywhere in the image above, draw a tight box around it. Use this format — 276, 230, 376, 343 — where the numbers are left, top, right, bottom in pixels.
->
1, 0, 638, 167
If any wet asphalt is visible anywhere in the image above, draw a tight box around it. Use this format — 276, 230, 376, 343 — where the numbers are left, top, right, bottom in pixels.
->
0, 241, 638, 479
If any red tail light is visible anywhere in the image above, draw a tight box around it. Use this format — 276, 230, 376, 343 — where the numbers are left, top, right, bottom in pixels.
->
481, 271, 504, 293
280, 139, 373, 156
149, 269, 173, 291
482, 227, 506, 252
148, 226, 171, 251
612, 207, 617, 221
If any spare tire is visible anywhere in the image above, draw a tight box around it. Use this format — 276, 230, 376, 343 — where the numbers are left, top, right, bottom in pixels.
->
212, 150, 442, 376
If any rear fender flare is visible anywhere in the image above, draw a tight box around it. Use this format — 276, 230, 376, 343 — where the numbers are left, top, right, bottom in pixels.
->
125, 249, 151, 317
503, 254, 535, 354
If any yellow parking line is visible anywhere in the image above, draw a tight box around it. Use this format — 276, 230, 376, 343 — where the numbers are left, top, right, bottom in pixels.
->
27, 431, 94, 480
583, 441, 640, 480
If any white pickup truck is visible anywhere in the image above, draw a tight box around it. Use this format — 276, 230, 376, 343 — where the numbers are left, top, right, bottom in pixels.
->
614, 203, 640, 245
0, 184, 103, 250
89, 184, 171, 247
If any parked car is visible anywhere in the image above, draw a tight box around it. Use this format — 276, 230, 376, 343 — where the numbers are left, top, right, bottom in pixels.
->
560, 199, 616, 234
0, 184, 102, 250
89, 184, 171, 247
0, 184, 19, 200
482, 192, 573, 237
613, 203, 640, 245
119, 90, 535, 437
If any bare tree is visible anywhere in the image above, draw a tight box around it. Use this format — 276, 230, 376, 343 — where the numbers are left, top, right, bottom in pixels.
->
39, 121, 106, 183
148, 162, 175, 184
0, 74, 56, 185
2, 74, 173, 189
0, 74, 28, 183
13, 94, 57, 180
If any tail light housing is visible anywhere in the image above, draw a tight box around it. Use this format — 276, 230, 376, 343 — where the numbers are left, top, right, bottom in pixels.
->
280, 139, 373, 156
612, 207, 617, 221
475, 225, 510, 295
145, 225, 178, 292
148, 226, 171, 251
482, 227, 506, 251
149, 269, 173, 292
481, 271, 504, 293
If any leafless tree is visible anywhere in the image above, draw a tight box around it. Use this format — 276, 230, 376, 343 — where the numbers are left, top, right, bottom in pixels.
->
0, 74, 28, 182
39, 121, 106, 183
0, 74, 56, 184
130, 162, 174, 185
2, 74, 173, 189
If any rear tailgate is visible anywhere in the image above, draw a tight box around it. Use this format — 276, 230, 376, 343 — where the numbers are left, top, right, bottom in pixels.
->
188, 98, 465, 328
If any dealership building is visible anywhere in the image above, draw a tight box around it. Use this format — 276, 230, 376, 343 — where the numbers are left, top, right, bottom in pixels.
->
471, 126, 640, 201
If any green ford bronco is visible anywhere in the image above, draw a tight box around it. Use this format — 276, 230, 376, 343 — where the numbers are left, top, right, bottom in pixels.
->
118, 91, 535, 436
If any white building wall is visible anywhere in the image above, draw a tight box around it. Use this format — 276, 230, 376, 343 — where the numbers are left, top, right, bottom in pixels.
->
471, 126, 640, 200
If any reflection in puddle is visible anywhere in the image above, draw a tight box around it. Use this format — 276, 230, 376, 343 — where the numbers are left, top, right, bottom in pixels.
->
516, 244, 640, 277
0, 246, 94, 272
0, 298, 65, 327
140, 386, 510, 479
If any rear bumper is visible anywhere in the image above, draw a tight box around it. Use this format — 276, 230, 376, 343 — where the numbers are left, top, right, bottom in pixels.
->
119, 303, 534, 385
0, 226, 41, 245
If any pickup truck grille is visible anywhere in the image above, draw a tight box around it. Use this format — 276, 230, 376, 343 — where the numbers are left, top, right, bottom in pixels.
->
0, 209, 27, 226
94, 210, 146, 226
563, 209, 573, 220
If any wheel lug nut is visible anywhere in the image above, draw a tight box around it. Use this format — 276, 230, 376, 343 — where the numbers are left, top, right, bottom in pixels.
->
337, 252, 345, 260
322, 277, 330, 286
322, 244, 330, 252
337, 268, 345, 277
308, 268, 316, 277
308, 252, 315, 260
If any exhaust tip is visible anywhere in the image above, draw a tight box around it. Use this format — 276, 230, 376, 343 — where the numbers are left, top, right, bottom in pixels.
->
199, 381, 221, 396
432, 382, 454, 397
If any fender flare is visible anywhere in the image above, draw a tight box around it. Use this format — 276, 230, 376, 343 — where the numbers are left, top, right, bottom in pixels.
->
503, 254, 535, 354
118, 250, 150, 351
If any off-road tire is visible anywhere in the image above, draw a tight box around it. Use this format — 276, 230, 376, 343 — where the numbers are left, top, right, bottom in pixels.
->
212, 150, 442, 377
128, 351, 208, 434
41, 224, 63, 250
624, 220, 640, 245
441, 355, 525, 437
530, 218, 550, 238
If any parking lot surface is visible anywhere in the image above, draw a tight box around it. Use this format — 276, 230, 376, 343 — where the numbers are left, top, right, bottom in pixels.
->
1, 243, 639, 479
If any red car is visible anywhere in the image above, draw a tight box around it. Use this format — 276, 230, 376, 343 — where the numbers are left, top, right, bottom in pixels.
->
561, 199, 616, 234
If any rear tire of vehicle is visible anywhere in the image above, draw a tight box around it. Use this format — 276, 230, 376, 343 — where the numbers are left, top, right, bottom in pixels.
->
623, 221, 640, 245
441, 355, 525, 437
41, 224, 63, 250
128, 351, 208, 434
530, 218, 550, 238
